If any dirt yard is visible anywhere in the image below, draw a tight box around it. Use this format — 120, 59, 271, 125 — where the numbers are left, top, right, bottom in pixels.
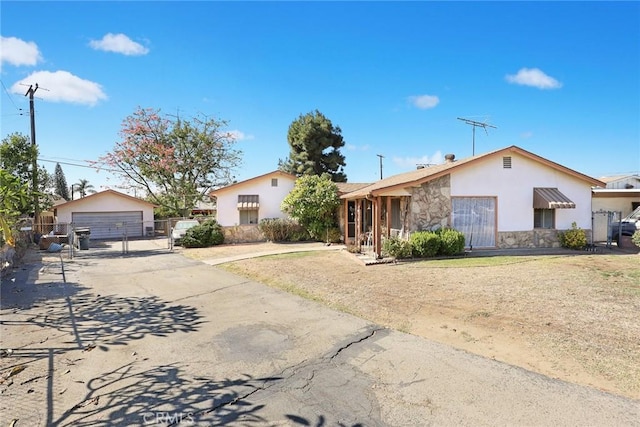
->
185, 244, 640, 400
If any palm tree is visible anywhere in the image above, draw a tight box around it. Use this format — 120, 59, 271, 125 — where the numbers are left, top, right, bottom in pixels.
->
73, 179, 96, 199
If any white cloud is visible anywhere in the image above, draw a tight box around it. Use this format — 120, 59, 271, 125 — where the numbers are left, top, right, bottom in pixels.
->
0, 36, 43, 67
11, 71, 107, 106
346, 144, 370, 151
520, 131, 533, 139
393, 150, 444, 169
227, 130, 254, 141
408, 94, 440, 109
505, 68, 562, 89
89, 33, 149, 56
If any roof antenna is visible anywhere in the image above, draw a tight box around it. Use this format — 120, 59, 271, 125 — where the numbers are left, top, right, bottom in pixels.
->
457, 117, 497, 155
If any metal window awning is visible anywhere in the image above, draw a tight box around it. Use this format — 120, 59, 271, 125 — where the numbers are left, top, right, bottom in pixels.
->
533, 188, 575, 209
237, 195, 259, 210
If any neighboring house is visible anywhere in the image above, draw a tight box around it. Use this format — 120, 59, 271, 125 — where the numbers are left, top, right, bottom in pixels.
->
191, 197, 217, 216
591, 174, 640, 242
210, 170, 297, 229
340, 145, 605, 256
54, 189, 156, 239
598, 174, 640, 190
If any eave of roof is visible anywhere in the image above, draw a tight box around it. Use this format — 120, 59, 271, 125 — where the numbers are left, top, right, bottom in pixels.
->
210, 170, 297, 195
341, 145, 605, 199
335, 182, 372, 195
55, 189, 157, 208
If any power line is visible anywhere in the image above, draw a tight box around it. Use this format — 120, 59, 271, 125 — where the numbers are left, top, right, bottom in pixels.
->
37, 157, 122, 174
0, 79, 23, 112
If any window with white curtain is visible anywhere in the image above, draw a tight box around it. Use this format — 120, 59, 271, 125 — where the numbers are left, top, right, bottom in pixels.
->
451, 197, 496, 248
534, 208, 555, 229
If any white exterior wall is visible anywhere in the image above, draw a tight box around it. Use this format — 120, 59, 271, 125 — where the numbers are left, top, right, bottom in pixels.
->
56, 192, 155, 224
215, 175, 296, 226
605, 175, 640, 189
450, 153, 594, 232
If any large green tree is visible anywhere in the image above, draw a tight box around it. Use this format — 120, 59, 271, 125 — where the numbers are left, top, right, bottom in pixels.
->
54, 163, 70, 200
281, 174, 340, 242
98, 107, 242, 217
280, 110, 347, 182
0, 132, 51, 215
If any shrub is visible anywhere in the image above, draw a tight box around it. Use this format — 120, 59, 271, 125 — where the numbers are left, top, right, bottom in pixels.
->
259, 218, 294, 242
409, 231, 440, 258
289, 228, 312, 242
182, 219, 224, 248
632, 230, 640, 248
382, 236, 413, 259
436, 228, 466, 255
258, 218, 311, 242
327, 227, 342, 243
558, 222, 587, 250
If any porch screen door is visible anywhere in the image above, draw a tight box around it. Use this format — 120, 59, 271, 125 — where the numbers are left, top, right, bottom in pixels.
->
451, 197, 496, 248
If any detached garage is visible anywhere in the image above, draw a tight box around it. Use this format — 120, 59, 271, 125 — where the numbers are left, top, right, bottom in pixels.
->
55, 190, 156, 240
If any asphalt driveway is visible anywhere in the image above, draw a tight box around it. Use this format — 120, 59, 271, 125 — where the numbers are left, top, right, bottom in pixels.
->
1, 243, 638, 426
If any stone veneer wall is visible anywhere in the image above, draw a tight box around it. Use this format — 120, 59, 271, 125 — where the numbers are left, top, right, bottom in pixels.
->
497, 229, 593, 249
409, 175, 452, 232
222, 225, 265, 244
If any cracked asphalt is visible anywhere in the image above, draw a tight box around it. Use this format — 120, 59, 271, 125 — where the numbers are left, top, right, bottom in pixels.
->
1, 242, 638, 426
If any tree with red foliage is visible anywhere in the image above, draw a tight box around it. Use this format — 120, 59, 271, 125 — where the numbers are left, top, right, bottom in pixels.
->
98, 107, 242, 216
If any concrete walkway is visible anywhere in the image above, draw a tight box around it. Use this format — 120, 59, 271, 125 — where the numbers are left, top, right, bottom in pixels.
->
198, 242, 347, 266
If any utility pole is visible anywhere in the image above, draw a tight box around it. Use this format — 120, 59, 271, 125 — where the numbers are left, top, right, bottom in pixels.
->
376, 154, 384, 180
25, 84, 40, 232
457, 117, 497, 156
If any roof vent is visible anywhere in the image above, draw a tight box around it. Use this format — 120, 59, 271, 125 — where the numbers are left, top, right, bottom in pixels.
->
444, 154, 456, 163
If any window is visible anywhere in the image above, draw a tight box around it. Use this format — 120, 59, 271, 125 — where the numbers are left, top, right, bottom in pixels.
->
239, 209, 259, 225
534, 208, 555, 229
451, 197, 496, 248
271, 178, 278, 187
237, 195, 259, 224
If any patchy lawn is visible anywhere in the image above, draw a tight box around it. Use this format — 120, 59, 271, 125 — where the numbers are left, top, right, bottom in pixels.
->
187, 245, 640, 399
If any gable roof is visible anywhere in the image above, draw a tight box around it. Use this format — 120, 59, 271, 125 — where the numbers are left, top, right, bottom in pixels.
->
55, 189, 156, 208
335, 182, 371, 195
342, 145, 605, 199
598, 174, 640, 184
210, 170, 297, 196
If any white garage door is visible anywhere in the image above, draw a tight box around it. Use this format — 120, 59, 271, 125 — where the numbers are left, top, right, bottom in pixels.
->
72, 211, 143, 240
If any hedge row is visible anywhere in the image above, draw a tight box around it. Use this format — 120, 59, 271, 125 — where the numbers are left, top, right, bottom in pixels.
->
382, 228, 465, 259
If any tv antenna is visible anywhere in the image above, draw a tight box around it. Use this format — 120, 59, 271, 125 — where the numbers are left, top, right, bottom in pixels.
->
457, 117, 497, 155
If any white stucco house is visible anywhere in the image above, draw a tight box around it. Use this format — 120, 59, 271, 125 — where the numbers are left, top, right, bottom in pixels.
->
340, 145, 605, 256
210, 171, 297, 227
54, 190, 156, 239
591, 174, 640, 241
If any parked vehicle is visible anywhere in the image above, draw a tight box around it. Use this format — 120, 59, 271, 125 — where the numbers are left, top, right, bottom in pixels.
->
610, 206, 640, 246
171, 220, 200, 245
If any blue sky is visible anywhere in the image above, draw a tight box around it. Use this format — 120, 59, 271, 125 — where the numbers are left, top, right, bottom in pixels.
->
2, 1, 639, 194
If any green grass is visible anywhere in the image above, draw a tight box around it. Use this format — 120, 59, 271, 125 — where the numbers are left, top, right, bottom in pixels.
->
405, 255, 552, 268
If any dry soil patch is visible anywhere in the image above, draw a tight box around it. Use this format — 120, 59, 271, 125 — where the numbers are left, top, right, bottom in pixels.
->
185, 245, 640, 399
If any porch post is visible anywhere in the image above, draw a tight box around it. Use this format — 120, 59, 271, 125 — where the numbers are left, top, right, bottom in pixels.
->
385, 196, 391, 238
375, 196, 382, 258
355, 199, 362, 250
343, 200, 349, 243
